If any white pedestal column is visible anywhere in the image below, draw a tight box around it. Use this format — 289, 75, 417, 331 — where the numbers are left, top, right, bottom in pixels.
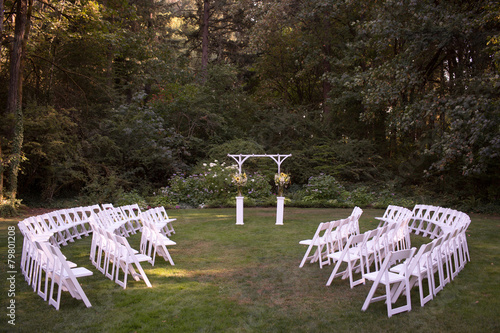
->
236, 196, 244, 225
276, 196, 285, 225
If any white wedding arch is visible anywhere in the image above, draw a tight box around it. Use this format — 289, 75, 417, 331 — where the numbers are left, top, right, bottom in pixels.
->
227, 154, 292, 225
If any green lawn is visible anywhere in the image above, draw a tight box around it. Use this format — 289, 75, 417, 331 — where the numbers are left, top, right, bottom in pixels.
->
1, 207, 499, 332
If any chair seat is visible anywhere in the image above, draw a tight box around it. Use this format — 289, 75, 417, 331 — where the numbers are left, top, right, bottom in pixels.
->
32, 233, 54, 242
299, 237, 327, 246
391, 262, 428, 276
157, 234, 176, 246
121, 253, 151, 265
327, 248, 361, 261
364, 270, 406, 284
69, 267, 94, 278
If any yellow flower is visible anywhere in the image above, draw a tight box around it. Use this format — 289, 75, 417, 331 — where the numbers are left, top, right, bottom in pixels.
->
232, 173, 247, 186
275, 172, 291, 196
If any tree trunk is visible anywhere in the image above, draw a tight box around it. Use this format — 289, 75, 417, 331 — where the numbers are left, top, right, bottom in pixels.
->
0, 140, 3, 199
6, 0, 29, 200
200, 0, 210, 83
321, 16, 332, 119
0, 0, 4, 199
0, 0, 4, 71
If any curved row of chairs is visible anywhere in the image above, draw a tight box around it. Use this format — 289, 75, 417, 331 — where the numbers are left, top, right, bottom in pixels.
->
299, 204, 471, 317
17, 204, 177, 310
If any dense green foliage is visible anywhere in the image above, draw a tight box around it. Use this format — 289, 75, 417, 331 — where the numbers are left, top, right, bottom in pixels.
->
1, 0, 499, 212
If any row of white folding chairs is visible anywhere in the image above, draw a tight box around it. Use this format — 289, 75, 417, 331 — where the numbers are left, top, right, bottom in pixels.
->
375, 205, 413, 228
361, 223, 471, 317
325, 217, 412, 288
17, 227, 93, 310
380, 204, 470, 268
18, 205, 102, 246
299, 207, 363, 269
409, 204, 471, 270
17, 203, 127, 288
89, 221, 152, 289
409, 204, 470, 239
18, 203, 144, 249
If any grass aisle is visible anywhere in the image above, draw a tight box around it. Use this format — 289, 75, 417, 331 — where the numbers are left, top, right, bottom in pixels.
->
1, 207, 499, 332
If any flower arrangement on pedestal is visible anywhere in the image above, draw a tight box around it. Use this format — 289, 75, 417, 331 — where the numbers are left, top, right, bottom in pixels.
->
274, 172, 291, 197
232, 172, 248, 196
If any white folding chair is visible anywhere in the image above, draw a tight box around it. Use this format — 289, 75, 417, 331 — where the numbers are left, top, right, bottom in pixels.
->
457, 216, 471, 266
348, 206, 363, 236
33, 240, 78, 302
28, 216, 52, 235
56, 209, 82, 241
387, 217, 411, 252
121, 204, 143, 232
96, 210, 118, 232
326, 232, 367, 288
18, 222, 39, 281
437, 210, 459, 236
45, 212, 73, 246
329, 217, 352, 254
391, 241, 436, 307
148, 206, 176, 237
35, 213, 72, 245
106, 206, 136, 236
356, 228, 380, 275
88, 222, 110, 274
299, 221, 333, 268
361, 248, 416, 317
429, 236, 446, 295
447, 228, 463, 279
114, 234, 152, 289
140, 219, 176, 266
31, 240, 51, 300
409, 204, 426, 233
375, 205, 404, 226
101, 203, 114, 210
103, 230, 122, 280
422, 207, 450, 239
82, 204, 101, 219
366, 224, 392, 271
140, 222, 154, 261
66, 207, 91, 237
46, 243, 93, 310
27, 235, 45, 290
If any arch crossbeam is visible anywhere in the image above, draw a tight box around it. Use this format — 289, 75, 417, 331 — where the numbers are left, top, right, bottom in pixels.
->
227, 154, 292, 174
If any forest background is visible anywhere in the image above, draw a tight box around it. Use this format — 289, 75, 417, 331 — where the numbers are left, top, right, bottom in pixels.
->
1, 0, 499, 216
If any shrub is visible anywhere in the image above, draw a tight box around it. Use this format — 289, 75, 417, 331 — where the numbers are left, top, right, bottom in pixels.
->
114, 190, 148, 210
371, 189, 416, 209
160, 160, 236, 208
0, 198, 22, 217
157, 160, 277, 208
80, 171, 122, 205
246, 172, 273, 200
303, 174, 348, 202
346, 186, 376, 207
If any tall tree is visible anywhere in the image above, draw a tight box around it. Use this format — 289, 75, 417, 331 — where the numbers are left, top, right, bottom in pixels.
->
0, 0, 4, 71
182, 0, 255, 75
5, 0, 31, 200
350, 0, 500, 194
200, 0, 209, 82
